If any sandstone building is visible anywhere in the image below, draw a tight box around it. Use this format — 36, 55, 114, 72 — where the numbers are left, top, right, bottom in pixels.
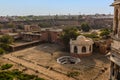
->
109, 0, 120, 80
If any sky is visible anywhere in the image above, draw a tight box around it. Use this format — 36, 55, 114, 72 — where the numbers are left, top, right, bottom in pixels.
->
0, 0, 114, 16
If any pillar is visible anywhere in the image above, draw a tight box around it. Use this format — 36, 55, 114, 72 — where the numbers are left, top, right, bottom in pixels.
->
70, 45, 74, 53
86, 46, 89, 53
91, 45, 93, 52
78, 46, 82, 54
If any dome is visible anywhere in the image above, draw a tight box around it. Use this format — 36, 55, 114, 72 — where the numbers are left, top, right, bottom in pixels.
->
76, 35, 94, 45
76, 35, 86, 41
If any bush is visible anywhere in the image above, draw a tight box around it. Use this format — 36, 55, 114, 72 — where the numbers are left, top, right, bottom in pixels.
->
82, 33, 99, 38
0, 35, 14, 44
81, 23, 91, 32
35, 78, 45, 80
0, 48, 5, 54
1, 64, 13, 70
60, 27, 80, 51
67, 71, 80, 77
0, 43, 10, 51
0, 69, 44, 80
100, 28, 112, 38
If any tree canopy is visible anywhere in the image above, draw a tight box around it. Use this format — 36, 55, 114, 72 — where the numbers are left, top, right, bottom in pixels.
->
81, 23, 91, 32
0, 35, 14, 44
0, 35, 14, 53
100, 28, 112, 38
38, 22, 52, 28
60, 27, 80, 51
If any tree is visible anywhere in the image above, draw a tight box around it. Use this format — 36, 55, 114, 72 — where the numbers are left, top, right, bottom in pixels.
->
81, 23, 91, 32
0, 48, 5, 54
0, 35, 14, 52
60, 27, 80, 51
7, 22, 15, 28
38, 23, 51, 28
0, 35, 14, 44
100, 28, 112, 38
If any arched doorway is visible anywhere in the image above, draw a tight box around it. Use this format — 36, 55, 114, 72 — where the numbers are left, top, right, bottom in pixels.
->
89, 45, 92, 52
82, 46, 86, 53
74, 46, 78, 53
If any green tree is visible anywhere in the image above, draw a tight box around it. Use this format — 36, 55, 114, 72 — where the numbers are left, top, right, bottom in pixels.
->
38, 23, 51, 28
0, 48, 5, 54
0, 35, 13, 52
100, 28, 112, 38
7, 22, 15, 28
60, 27, 80, 51
81, 23, 91, 32
0, 35, 14, 44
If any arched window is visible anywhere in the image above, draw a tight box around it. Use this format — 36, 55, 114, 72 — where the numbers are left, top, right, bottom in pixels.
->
89, 45, 92, 52
82, 46, 86, 53
74, 46, 78, 53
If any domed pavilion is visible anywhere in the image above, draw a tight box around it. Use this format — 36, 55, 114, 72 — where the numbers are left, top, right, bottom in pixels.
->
70, 35, 94, 57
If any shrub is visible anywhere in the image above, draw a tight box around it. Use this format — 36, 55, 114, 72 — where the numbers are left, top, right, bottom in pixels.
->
81, 23, 91, 32
0, 69, 44, 80
1, 64, 13, 70
82, 33, 99, 38
0, 48, 5, 54
67, 71, 80, 77
0, 35, 14, 44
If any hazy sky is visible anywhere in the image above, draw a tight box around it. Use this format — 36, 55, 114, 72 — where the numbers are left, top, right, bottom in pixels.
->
0, 0, 114, 16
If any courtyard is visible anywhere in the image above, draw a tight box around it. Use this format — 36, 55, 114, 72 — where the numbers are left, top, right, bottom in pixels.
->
1, 43, 110, 80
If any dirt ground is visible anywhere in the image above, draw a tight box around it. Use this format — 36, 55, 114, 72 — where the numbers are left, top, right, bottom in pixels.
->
1, 43, 110, 80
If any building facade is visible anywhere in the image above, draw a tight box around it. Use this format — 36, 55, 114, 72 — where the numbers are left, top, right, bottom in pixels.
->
109, 0, 120, 80
40, 28, 62, 43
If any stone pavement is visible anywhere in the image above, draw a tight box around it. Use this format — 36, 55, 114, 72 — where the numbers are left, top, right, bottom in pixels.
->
2, 54, 75, 80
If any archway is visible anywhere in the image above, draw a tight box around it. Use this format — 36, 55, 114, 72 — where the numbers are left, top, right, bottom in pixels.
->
82, 46, 86, 53
74, 46, 78, 53
89, 45, 92, 52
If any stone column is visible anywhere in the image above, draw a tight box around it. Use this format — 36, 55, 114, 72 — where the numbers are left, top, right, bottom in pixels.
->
86, 46, 89, 53
70, 45, 74, 53
91, 45, 93, 52
78, 46, 82, 54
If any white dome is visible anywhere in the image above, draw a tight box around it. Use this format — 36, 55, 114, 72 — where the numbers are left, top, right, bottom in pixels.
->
76, 35, 86, 41
70, 35, 94, 45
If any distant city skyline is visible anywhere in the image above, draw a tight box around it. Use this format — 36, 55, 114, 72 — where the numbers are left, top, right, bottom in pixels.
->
0, 0, 114, 16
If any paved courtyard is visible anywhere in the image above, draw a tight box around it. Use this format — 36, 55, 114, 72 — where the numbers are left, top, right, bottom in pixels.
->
2, 43, 110, 80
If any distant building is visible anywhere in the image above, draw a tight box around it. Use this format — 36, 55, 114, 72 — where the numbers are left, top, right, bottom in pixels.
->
40, 28, 62, 43
21, 32, 41, 42
109, 0, 120, 80
20, 28, 62, 43
0, 28, 13, 34
70, 35, 94, 57
24, 25, 40, 32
